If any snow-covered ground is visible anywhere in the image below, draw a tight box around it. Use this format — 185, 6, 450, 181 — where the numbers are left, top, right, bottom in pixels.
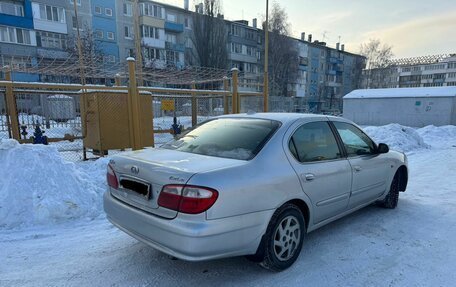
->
1, 124, 456, 286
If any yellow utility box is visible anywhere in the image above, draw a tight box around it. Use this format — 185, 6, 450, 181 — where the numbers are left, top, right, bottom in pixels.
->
81, 90, 154, 153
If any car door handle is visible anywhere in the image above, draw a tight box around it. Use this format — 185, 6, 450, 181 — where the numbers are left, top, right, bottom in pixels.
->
303, 173, 315, 181
353, 165, 362, 172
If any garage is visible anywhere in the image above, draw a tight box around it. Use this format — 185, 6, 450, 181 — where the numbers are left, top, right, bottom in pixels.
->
343, 87, 456, 127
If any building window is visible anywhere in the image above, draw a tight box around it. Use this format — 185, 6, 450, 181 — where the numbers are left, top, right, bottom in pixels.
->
0, 3, 24, 16
166, 33, 176, 44
141, 25, 160, 39
38, 5, 65, 23
95, 29, 103, 39
433, 73, 446, 80
140, 3, 164, 18
144, 47, 162, 60
124, 26, 133, 38
184, 18, 189, 28
0, 26, 32, 45
153, 5, 162, 18
245, 29, 255, 40
246, 46, 256, 57
244, 63, 257, 73
72, 16, 82, 29
448, 62, 456, 69
185, 37, 192, 48
70, 0, 82, 6
425, 64, 446, 70
107, 31, 114, 40
231, 43, 242, 54
95, 6, 102, 14
127, 48, 135, 57
36, 31, 67, 49
166, 50, 179, 64
167, 13, 176, 22
231, 25, 241, 36
123, 2, 132, 16
105, 8, 113, 16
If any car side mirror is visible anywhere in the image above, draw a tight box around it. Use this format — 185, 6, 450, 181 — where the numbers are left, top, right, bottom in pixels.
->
377, 143, 389, 154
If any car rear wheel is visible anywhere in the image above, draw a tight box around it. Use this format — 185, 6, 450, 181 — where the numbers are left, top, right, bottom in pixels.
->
379, 173, 400, 209
258, 204, 305, 271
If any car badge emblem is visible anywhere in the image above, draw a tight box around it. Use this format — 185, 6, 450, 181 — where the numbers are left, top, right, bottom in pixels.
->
131, 166, 140, 175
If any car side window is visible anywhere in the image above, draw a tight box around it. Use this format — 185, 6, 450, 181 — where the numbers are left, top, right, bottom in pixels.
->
289, 121, 342, 163
333, 122, 376, 157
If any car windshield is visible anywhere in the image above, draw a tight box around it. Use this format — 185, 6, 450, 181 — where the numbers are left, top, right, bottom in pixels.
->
161, 118, 281, 160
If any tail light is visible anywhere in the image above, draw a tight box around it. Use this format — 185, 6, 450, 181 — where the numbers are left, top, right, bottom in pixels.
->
158, 185, 218, 214
107, 164, 119, 189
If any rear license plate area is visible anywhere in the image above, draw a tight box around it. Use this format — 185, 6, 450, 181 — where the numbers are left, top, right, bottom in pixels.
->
119, 178, 151, 199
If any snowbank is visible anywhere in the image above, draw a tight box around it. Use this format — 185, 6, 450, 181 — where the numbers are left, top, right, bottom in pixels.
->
364, 124, 430, 153
416, 125, 456, 149
0, 139, 108, 229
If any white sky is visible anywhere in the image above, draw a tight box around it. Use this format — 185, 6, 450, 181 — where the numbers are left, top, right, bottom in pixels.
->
159, 0, 456, 58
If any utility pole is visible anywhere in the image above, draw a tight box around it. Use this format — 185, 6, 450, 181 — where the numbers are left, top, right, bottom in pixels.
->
263, 0, 269, 112
133, 0, 143, 86
73, 0, 88, 160
73, 0, 85, 85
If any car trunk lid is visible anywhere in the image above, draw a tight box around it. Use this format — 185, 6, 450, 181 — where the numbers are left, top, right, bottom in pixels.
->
109, 148, 246, 219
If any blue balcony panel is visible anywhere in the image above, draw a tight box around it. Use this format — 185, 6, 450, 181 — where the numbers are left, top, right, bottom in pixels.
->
0, 14, 34, 29
164, 21, 184, 33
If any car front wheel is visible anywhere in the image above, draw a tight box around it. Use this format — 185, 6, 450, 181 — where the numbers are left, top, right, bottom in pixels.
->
379, 173, 400, 209
259, 204, 305, 271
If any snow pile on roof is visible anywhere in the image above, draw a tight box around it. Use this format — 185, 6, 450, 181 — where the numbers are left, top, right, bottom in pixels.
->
0, 140, 109, 229
417, 125, 456, 149
344, 86, 456, 99
364, 124, 430, 152
47, 94, 73, 99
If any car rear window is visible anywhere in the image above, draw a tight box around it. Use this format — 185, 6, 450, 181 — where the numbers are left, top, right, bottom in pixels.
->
161, 118, 281, 160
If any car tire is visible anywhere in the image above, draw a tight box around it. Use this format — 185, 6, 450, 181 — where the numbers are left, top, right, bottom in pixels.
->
258, 203, 305, 272
379, 173, 400, 209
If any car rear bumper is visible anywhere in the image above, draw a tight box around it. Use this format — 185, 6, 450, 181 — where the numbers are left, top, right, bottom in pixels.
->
103, 191, 273, 261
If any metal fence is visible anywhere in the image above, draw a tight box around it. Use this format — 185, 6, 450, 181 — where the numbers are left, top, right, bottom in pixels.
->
0, 64, 266, 161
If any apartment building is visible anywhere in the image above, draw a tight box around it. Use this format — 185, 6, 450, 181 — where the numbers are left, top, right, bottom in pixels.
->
92, 0, 119, 63
288, 33, 364, 112
362, 54, 456, 89
0, 0, 38, 81
227, 19, 261, 76
115, 0, 192, 69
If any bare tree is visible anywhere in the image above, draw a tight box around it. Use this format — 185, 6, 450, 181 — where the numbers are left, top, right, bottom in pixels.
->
191, 0, 228, 69
266, 3, 299, 97
359, 39, 394, 88
65, 26, 107, 83
66, 26, 105, 67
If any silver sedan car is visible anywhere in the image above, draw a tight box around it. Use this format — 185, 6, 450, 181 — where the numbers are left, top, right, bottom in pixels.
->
104, 113, 408, 271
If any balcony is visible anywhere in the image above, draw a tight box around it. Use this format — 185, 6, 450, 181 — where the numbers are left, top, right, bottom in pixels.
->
164, 21, 184, 33
0, 0, 33, 29
165, 42, 185, 52
330, 57, 342, 64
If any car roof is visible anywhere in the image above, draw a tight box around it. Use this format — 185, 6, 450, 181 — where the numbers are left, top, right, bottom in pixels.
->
217, 112, 343, 125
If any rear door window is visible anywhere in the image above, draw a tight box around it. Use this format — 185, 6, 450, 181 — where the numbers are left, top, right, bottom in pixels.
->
289, 121, 342, 163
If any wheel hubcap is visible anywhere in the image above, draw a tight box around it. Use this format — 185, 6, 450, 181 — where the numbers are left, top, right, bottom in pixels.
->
273, 215, 301, 261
